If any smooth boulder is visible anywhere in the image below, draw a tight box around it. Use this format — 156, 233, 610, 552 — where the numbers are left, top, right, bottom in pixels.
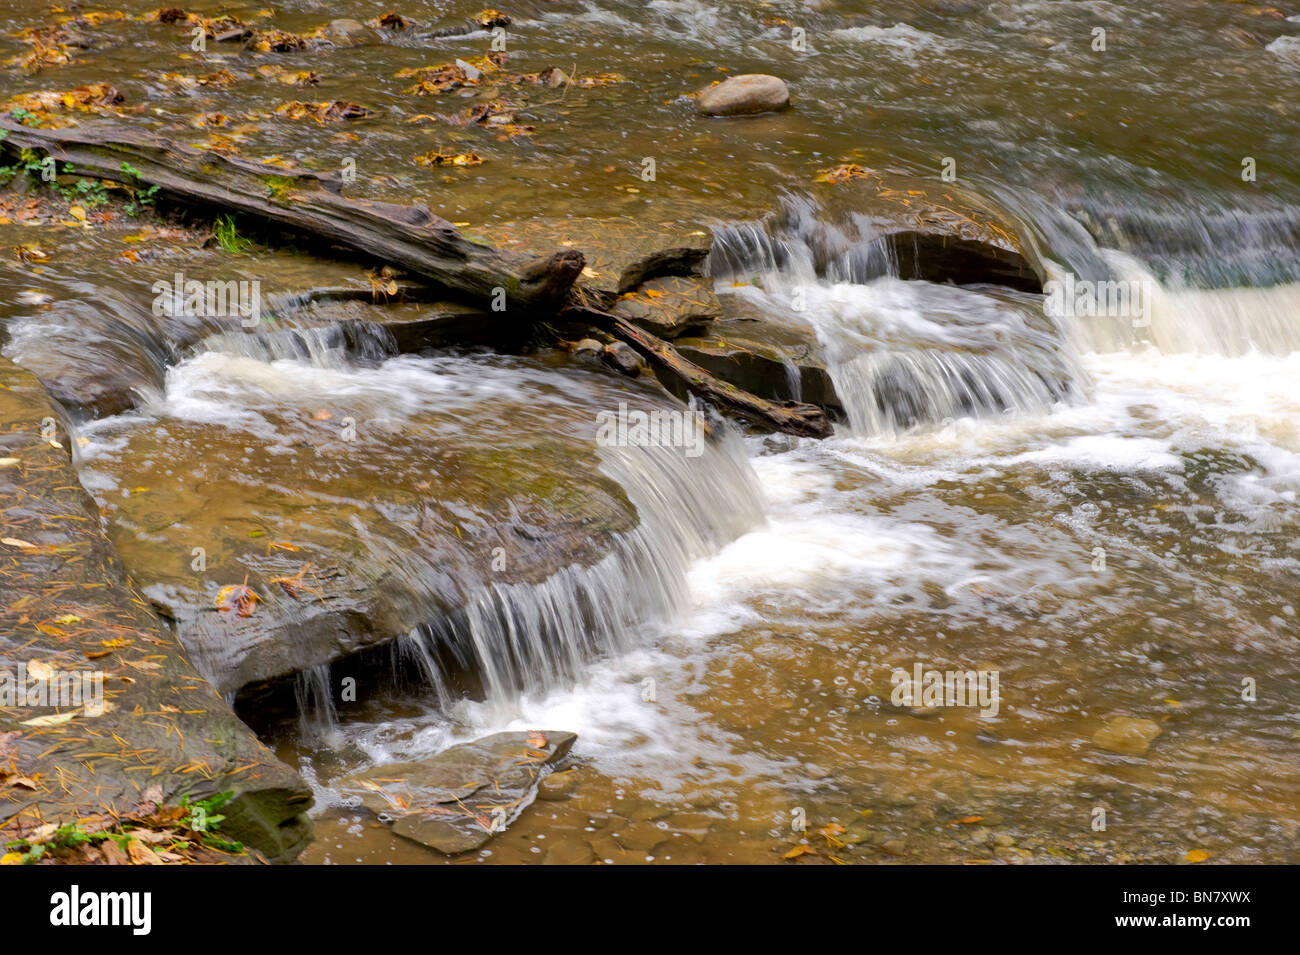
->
697, 74, 790, 116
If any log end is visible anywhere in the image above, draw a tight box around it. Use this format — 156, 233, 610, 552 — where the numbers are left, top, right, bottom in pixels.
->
518, 249, 585, 309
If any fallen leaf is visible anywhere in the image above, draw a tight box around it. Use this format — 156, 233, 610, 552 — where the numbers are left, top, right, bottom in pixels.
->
127, 838, 163, 865
216, 582, 261, 618
101, 840, 128, 865
414, 150, 484, 167
815, 163, 877, 184
1186, 849, 1210, 863
27, 660, 54, 681
21, 710, 77, 727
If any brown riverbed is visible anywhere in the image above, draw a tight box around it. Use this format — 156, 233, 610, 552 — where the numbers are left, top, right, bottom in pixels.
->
2, 0, 1298, 865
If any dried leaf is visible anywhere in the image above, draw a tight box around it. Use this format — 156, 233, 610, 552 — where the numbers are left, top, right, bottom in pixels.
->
815, 163, 877, 184
21, 710, 77, 727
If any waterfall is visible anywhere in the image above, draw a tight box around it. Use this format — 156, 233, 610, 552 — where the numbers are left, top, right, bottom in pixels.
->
387, 422, 764, 718
709, 195, 1087, 438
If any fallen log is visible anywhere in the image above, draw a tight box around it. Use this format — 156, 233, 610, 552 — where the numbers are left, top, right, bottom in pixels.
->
564, 305, 834, 438
0, 116, 582, 312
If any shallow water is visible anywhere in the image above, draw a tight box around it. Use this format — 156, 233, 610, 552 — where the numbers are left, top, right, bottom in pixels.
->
2, 0, 1297, 863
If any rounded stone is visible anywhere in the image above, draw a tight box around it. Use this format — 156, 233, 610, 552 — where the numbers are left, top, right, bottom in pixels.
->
697, 74, 791, 117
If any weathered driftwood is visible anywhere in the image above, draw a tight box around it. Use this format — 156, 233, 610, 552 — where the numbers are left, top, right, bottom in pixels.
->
565, 305, 833, 438
0, 116, 582, 312
0, 117, 830, 436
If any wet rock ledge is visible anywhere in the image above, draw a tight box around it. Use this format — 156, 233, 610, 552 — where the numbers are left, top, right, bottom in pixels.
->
0, 356, 312, 862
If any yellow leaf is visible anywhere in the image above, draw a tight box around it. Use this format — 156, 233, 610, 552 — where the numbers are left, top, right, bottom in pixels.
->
21, 710, 78, 727
0, 853, 24, 865
51, 614, 81, 624
27, 660, 54, 681
2, 538, 37, 549
1186, 849, 1209, 863
782, 845, 816, 859
0, 457, 20, 467
69, 206, 87, 222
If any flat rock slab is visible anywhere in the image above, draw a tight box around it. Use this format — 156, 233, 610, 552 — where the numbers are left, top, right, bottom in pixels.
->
77, 351, 701, 696
0, 357, 312, 861
335, 731, 576, 854
485, 218, 712, 295
612, 275, 721, 338
672, 291, 840, 411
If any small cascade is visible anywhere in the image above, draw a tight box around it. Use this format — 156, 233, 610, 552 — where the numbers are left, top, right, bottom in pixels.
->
988, 188, 1300, 356
709, 195, 1087, 437
1046, 249, 1300, 357
95, 334, 769, 731
294, 664, 338, 739
198, 319, 399, 368
391, 424, 764, 716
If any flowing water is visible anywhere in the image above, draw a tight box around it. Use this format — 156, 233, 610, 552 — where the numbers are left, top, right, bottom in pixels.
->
1, 0, 1298, 863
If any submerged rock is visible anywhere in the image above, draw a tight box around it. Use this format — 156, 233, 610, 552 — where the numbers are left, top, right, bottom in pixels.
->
697, 74, 791, 116
1093, 717, 1163, 756
601, 340, 647, 376
325, 19, 375, 46
537, 767, 580, 801
335, 731, 576, 854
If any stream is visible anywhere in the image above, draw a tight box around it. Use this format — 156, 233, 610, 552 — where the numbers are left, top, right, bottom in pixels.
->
1, 0, 1297, 864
